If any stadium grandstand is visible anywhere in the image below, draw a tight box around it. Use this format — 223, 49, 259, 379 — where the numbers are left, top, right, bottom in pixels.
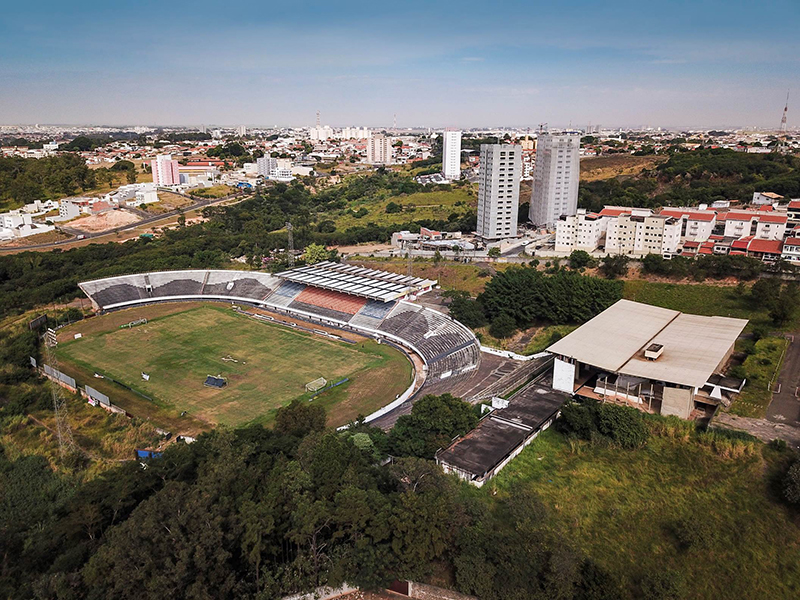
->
79, 264, 480, 413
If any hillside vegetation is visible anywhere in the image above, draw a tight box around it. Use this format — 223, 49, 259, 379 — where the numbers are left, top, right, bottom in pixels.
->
579, 149, 800, 212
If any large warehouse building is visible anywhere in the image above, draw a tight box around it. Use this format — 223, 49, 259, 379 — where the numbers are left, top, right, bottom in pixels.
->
546, 299, 748, 420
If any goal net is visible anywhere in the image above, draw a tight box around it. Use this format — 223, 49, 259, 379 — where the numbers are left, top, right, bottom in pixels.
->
305, 377, 327, 392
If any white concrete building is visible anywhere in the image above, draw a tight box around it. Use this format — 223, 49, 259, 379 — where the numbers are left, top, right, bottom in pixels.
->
781, 237, 800, 263
0, 211, 55, 239
366, 134, 393, 165
476, 144, 521, 240
554, 210, 606, 252
752, 191, 783, 205
529, 132, 580, 228
659, 209, 717, 241
256, 156, 278, 177
605, 212, 681, 257
442, 130, 462, 181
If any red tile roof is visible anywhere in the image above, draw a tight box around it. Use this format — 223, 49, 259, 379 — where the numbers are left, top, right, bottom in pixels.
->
660, 209, 716, 222
747, 239, 783, 254
598, 207, 632, 217
788, 200, 800, 209
731, 236, 752, 250
758, 213, 788, 224
698, 247, 713, 254
729, 251, 747, 256
783, 237, 800, 247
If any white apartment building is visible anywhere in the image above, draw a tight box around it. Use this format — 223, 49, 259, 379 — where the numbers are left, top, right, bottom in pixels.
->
442, 130, 462, 181
605, 211, 681, 257
529, 132, 580, 228
256, 156, 278, 177
151, 154, 180, 186
476, 144, 521, 240
338, 127, 371, 140
309, 125, 334, 141
555, 210, 605, 252
659, 209, 716, 241
720, 211, 787, 240
781, 237, 800, 263
256, 156, 294, 181
366, 134, 393, 165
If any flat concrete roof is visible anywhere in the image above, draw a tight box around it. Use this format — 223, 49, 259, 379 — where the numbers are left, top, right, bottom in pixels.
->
436, 383, 567, 478
547, 300, 748, 389
620, 313, 747, 388
547, 300, 679, 372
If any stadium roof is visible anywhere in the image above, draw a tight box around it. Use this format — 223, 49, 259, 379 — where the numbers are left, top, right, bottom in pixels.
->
547, 299, 747, 388
275, 261, 436, 302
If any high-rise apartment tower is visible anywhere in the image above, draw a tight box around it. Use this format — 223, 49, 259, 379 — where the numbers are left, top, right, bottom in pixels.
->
528, 132, 580, 227
476, 144, 522, 239
442, 130, 462, 181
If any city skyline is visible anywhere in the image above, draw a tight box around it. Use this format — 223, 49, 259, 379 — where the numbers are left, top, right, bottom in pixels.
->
1, 0, 798, 129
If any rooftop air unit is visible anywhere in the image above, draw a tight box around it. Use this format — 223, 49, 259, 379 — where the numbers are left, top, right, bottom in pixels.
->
644, 343, 664, 361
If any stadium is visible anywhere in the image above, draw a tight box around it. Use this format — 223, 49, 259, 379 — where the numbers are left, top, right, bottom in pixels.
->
60, 262, 481, 434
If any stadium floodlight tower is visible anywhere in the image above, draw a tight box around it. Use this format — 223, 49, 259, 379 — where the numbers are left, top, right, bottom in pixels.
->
43, 328, 77, 458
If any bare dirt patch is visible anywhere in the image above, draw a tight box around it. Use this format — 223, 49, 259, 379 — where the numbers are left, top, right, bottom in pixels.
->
580, 154, 667, 182
70, 209, 141, 233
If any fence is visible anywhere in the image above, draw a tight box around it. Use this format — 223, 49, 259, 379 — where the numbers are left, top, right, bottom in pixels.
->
480, 346, 549, 362
85, 384, 110, 406
42, 363, 77, 389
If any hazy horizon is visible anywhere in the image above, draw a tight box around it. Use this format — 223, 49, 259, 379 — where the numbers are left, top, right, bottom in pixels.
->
1, 0, 798, 130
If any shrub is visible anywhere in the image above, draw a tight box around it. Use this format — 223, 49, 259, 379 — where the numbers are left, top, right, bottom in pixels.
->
783, 462, 800, 505
596, 404, 649, 449
670, 514, 717, 551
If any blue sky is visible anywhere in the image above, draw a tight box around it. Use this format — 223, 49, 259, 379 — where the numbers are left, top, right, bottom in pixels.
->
0, 0, 798, 128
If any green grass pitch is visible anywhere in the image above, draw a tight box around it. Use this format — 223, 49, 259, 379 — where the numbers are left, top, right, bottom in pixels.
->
58, 304, 412, 429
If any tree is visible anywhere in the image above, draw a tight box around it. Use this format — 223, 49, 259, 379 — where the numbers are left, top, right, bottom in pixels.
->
600, 255, 629, 279
389, 394, 477, 458
275, 399, 326, 438
303, 243, 330, 265
489, 312, 516, 338
569, 250, 595, 270
770, 282, 799, 326
446, 291, 486, 328
385, 201, 402, 214
487, 247, 501, 259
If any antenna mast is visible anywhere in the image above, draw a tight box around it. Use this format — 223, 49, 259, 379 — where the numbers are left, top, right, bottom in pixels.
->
43, 328, 76, 457
777, 91, 790, 154
286, 221, 295, 266
780, 90, 789, 134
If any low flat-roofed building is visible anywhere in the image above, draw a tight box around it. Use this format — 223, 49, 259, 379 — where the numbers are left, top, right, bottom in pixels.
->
547, 299, 747, 420
436, 383, 567, 487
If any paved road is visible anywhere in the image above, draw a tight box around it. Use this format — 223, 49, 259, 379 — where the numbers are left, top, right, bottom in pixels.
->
0, 190, 248, 253
766, 333, 800, 426
714, 412, 800, 449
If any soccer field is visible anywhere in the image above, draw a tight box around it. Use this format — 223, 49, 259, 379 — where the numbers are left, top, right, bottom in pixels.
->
58, 304, 413, 429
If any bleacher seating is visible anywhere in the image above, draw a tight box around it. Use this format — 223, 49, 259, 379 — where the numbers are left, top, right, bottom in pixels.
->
267, 281, 307, 307
289, 301, 355, 323
378, 301, 480, 374
294, 287, 367, 315
148, 271, 205, 297
203, 271, 279, 300
79, 274, 149, 308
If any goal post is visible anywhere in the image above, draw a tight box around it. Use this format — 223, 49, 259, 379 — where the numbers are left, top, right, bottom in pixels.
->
305, 377, 327, 392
